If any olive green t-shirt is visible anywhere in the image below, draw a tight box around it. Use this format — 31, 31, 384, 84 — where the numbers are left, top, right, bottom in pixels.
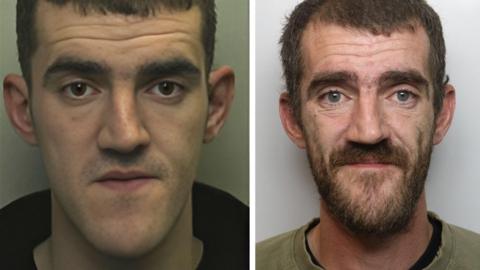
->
257, 213, 480, 270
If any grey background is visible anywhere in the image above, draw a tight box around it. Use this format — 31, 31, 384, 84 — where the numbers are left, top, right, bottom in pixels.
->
256, 0, 480, 241
0, 0, 249, 207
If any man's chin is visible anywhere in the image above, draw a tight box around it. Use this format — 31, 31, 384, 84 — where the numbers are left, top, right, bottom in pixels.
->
324, 192, 416, 238
84, 221, 168, 259
323, 176, 417, 237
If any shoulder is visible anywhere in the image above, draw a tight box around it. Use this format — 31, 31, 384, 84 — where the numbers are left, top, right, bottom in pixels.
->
192, 182, 249, 270
192, 182, 248, 230
444, 222, 480, 268
193, 181, 248, 216
0, 190, 51, 268
0, 190, 51, 241
429, 212, 480, 269
256, 227, 301, 270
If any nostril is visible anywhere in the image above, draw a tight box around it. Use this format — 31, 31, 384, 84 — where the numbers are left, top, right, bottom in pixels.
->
346, 112, 387, 145
97, 120, 150, 153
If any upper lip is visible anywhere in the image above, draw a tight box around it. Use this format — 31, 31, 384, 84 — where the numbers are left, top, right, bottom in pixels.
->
96, 170, 155, 182
343, 158, 392, 165
346, 161, 392, 166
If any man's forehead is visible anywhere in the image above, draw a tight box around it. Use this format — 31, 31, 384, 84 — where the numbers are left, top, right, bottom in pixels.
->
31, 0, 205, 83
300, 21, 431, 82
302, 21, 429, 57
35, 0, 202, 45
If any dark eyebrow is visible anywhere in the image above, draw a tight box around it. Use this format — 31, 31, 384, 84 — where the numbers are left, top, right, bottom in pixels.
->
306, 71, 358, 99
43, 56, 111, 87
136, 58, 202, 86
378, 70, 430, 95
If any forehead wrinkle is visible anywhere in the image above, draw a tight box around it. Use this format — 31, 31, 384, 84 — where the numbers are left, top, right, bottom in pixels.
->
318, 47, 414, 59
311, 37, 417, 48
303, 23, 429, 60
46, 30, 195, 47
38, 2, 202, 47
48, 18, 199, 41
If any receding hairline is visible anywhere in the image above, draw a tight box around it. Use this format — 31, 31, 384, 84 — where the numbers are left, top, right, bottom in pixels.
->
297, 18, 434, 90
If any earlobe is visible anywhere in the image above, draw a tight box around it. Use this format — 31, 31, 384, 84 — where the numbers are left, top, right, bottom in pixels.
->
203, 66, 235, 143
279, 92, 306, 148
433, 84, 456, 145
3, 74, 37, 145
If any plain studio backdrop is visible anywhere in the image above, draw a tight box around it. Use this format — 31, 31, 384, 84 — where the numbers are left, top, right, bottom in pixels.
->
0, 1, 249, 207
256, 0, 480, 241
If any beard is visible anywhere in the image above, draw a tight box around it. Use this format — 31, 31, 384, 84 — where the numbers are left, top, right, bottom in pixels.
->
306, 133, 433, 237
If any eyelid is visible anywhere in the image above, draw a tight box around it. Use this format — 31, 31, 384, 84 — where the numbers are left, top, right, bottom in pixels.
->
317, 88, 351, 107
318, 87, 350, 99
145, 79, 186, 98
388, 83, 421, 94
60, 80, 100, 99
387, 89, 419, 107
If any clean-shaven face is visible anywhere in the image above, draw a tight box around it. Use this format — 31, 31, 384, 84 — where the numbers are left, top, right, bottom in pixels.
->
30, 1, 208, 256
298, 22, 436, 236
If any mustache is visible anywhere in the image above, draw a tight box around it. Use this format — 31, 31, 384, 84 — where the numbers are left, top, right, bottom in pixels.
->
330, 140, 409, 170
85, 148, 169, 181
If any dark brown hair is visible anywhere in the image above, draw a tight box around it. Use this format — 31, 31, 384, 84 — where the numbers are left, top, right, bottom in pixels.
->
16, 0, 216, 88
280, 0, 448, 118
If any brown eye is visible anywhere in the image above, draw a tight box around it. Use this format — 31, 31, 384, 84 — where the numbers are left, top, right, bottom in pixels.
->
150, 81, 184, 97
70, 82, 87, 96
158, 81, 176, 96
62, 82, 96, 99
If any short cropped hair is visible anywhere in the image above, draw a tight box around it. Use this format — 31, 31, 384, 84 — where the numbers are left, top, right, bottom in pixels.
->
280, 0, 448, 119
16, 0, 216, 89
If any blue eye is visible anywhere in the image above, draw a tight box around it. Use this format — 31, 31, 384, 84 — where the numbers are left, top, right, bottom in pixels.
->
326, 91, 342, 103
396, 90, 412, 102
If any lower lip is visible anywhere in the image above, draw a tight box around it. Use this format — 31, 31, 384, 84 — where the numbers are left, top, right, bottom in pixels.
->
97, 178, 154, 191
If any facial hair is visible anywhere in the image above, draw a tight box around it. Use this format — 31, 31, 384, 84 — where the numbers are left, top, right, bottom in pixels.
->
306, 134, 433, 237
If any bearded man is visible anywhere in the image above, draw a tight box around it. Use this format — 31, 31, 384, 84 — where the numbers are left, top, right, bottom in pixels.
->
257, 0, 480, 269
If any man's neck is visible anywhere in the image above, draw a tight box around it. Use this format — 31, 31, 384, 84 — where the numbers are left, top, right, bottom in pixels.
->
34, 194, 202, 270
308, 193, 432, 270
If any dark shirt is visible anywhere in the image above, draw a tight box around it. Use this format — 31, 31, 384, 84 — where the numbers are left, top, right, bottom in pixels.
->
0, 182, 249, 270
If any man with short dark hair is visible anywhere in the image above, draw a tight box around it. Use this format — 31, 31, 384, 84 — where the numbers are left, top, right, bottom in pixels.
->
1, 0, 248, 269
257, 0, 480, 269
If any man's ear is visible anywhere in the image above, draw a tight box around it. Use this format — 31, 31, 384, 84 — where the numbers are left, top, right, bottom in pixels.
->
279, 92, 306, 148
433, 84, 456, 145
203, 66, 235, 143
3, 74, 37, 145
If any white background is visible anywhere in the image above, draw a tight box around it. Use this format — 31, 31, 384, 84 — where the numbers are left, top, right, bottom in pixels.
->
256, 0, 480, 241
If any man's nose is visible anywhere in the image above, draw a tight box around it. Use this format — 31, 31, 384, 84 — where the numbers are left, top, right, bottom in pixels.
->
345, 94, 389, 145
98, 91, 150, 153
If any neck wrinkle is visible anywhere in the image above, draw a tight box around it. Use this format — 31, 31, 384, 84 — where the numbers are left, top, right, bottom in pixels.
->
308, 192, 432, 270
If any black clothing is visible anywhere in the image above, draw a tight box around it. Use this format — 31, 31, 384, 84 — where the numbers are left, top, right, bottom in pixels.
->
409, 216, 442, 270
0, 182, 249, 270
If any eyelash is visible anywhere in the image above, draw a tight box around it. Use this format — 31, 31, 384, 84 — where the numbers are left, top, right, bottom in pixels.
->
318, 89, 350, 106
57, 78, 189, 106
315, 87, 419, 109
389, 88, 419, 106
146, 80, 186, 98
60, 81, 99, 100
